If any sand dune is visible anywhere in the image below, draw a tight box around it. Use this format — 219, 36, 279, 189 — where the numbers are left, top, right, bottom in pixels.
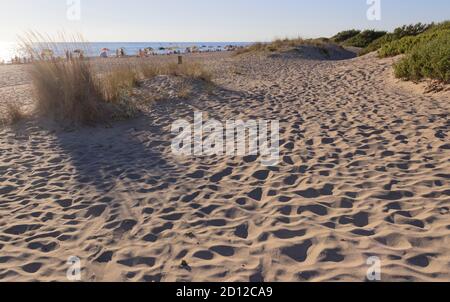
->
0, 51, 449, 282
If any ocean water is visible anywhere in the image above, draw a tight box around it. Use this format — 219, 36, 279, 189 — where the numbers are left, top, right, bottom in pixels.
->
0, 42, 251, 63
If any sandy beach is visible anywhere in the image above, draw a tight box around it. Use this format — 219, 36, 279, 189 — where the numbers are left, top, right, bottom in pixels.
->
0, 50, 449, 282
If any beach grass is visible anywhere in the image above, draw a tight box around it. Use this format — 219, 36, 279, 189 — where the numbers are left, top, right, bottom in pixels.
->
0, 102, 25, 126
20, 32, 134, 124
234, 37, 335, 55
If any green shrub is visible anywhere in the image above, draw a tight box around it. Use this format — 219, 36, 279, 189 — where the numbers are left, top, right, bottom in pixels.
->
394, 33, 450, 83
378, 21, 450, 57
332, 30, 361, 43
392, 23, 433, 39
360, 23, 433, 55
342, 30, 387, 48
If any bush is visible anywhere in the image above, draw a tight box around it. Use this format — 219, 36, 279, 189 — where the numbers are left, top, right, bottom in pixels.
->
342, 30, 387, 48
360, 23, 433, 55
331, 30, 361, 43
379, 21, 450, 57
392, 23, 433, 38
394, 33, 450, 83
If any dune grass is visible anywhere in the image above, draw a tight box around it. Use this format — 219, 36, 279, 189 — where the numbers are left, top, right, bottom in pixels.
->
0, 102, 25, 126
234, 37, 335, 55
100, 65, 140, 102
20, 32, 135, 124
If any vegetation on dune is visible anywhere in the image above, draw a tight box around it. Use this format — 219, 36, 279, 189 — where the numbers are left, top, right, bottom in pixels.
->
360, 23, 433, 55
234, 37, 338, 55
331, 30, 361, 43
394, 33, 450, 83
100, 65, 140, 103
376, 21, 450, 83
378, 21, 450, 57
20, 33, 130, 124
333, 21, 449, 83
28, 55, 113, 124
341, 30, 387, 48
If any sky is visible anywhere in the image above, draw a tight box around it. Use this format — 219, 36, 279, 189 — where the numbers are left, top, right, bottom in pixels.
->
0, 0, 449, 42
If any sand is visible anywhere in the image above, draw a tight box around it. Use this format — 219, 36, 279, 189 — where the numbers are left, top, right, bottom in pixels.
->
0, 51, 449, 282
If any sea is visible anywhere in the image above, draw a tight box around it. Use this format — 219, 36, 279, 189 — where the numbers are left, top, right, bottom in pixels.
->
0, 41, 252, 63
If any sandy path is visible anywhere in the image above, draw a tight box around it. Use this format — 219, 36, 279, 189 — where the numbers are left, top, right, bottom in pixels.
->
0, 52, 449, 282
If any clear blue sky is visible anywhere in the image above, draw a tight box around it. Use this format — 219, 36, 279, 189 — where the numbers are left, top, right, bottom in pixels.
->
0, 0, 448, 42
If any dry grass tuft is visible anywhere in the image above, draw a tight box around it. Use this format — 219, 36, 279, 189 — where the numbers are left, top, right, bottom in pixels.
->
100, 65, 140, 102
20, 32, 139, 125
0, 103, 26, 126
